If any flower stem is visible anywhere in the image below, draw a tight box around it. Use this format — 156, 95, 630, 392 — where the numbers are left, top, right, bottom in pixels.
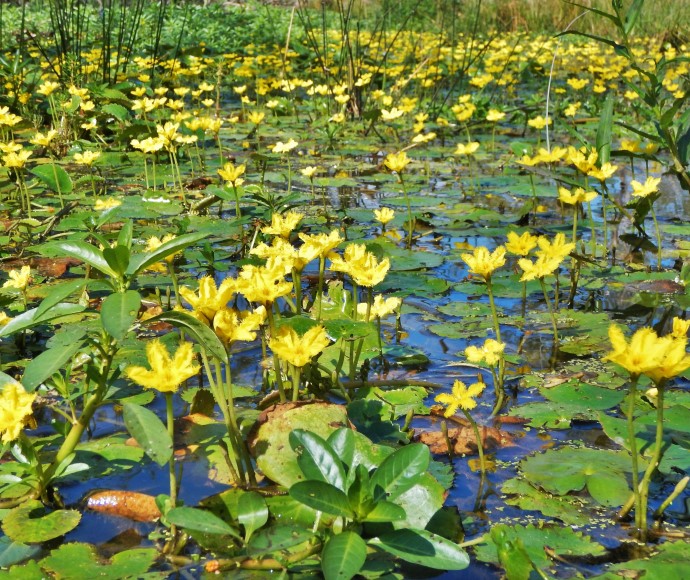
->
399, 174, 414, 249
463, 409, 486, 476
539, 278, 559, 344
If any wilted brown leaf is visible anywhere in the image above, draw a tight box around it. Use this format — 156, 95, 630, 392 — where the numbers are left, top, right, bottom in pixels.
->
417, 423, 515, 455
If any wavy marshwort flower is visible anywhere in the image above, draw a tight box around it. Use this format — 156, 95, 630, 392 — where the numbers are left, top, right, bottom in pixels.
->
214, 306, 266, 347
0, 382, 36, 444
461, 246, 506, 281
179, 276, 237, 324
605, 324, 690, 536
270, 325, 330, 401
505, 231, 538, 256
631, 176, 663, 269
435, 379, 487, 474
329, 244, 390, 288
262, 210, 303, 238
126, 340, 200, 393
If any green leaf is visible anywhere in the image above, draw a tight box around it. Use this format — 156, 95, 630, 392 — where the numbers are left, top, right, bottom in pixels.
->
476, 523, 606, 571
146, 310, 226, 362
602, 540, 690, 578
2, 501, 81, 543
370, 443, 430, 502
289, 481, 355, 518
237, 491, 268, 542
327, 428, 356, 469
22, 340, 84, 392
34, 279, 87, 320
623, 0, 645, 34
363, 500, 406, 523
30, 164, 73, 194
246, 524, 315, 557
321, 532, 367, 580
502, 478, 589, 526
39, 544, 156, 580
102, 103, 130, 122
100, 290, 141, 341
596, 92, 615, 165
0, 303, 86, 338
125, 231, 206, 277
488, 525, 534, 580
166, 507, 240, 537
102, 246, 130, 277
250, 402, 349, 488
0, 536, 40, 568
520, 447, 633, 506
369, 529, 469, 570
41, 241, 116, 279
122, 402, 172, 467
290, 429, 346, 491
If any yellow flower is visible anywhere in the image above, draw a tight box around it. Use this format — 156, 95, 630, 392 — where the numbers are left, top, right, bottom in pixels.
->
486, 109, 505, 122
384, 151, 410, 174
646, 337, 690, 384
218, 162, 246, 185
213, 306, 266, 346
94, 198, 121, 211
329, 244, 390, 287
73, 150, 101, 166
587, 162, 618, 181
357, 294, 401, 321
269, 325, 330, 368
237, 263, 293, 304
3, 266, 31, 291
461, 246, 506, 280
374, 207, 395, 226
37, 81, 60, 96
179, 276, 237, 324
301, 166, 318, 179
558, 187, 598, 205
126, 340, 200, 393
262, 210, 303, 238
505, 231, 538, 256
435, 380, 486, 415
604, 325, 670, 378
145, 234, 178, 265
3, 150, 32, 169
631, 176, 661, 198
536, 233, 575, 261
381, 107, 405, 121
518, 255, 562, 281
131, 136, 165, 154
30, 130, 58, 147
298, 230, 343, 259
272, 139, 298, 154
454, 142, 480, 156
0, 382, 36, 443
671, 317, 690, 339
527, 115, 552, 130
465, 339, 505, 366
248, 111, 265, 125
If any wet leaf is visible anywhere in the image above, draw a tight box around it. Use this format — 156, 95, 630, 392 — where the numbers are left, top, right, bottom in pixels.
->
2, 501, 81, 544
418, 424, 516, 454
369, 529, 469, 570
39, 543, 157, 580
321, 532, 367, 580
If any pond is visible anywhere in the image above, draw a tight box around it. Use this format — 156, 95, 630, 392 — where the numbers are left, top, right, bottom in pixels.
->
0, 7, 689, 578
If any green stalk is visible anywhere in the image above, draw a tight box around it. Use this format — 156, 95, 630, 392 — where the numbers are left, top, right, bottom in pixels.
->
463, 409, 485, 476
399, 173, 414, 249
165, 392, 177, 509
650, 204, 662, 270
587, 200, 596, 258
539, 278, 558, 344
266, 307, 287, 402
638, 382, 666, 538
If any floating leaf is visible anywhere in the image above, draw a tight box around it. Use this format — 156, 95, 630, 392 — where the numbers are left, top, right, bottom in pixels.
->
520, 447, 633, 506
39, 543, 157, 579
2, 501, 81, 543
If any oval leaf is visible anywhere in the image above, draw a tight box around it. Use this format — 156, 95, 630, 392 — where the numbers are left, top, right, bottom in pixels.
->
166, 507, 239, 537
289, 481, 354, 519
327, 428, 356, 469
100, 290, 141, 341
0, 303, 86, 338
237, 491, 268, 542
41, 241, 116, 278
321, 532, 367, 580
22, 341, 84, 392
369, 529, 470, 570
31, 163, 73, 194
122, 403, 172, 466
290, 429, 346, 491
370, 443, 430, 502
126, 231, 206, 277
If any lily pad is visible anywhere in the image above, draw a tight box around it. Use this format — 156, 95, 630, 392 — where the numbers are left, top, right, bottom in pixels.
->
596, 540, 690, 578
501, 478, 590, 526
520, 447, 634, 506
2, 501, 81, 544
39, 543, 157, 579
247, 402, 349, 488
